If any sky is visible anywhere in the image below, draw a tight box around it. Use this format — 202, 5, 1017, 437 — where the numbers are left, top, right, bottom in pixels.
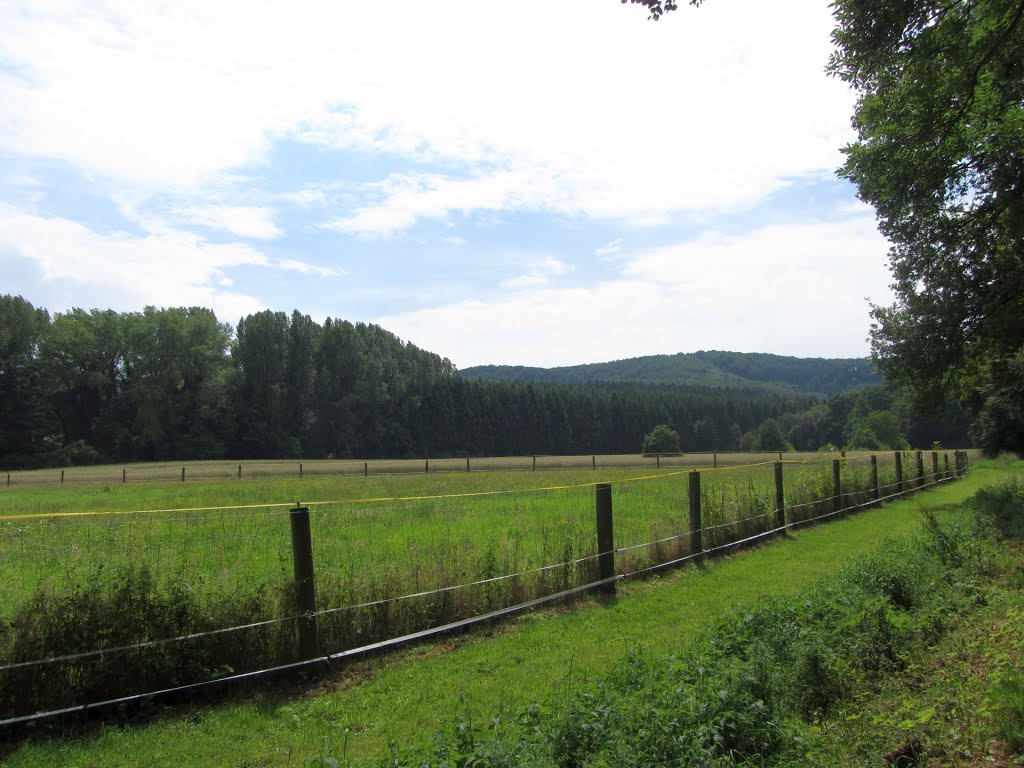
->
0, 0, 895, 369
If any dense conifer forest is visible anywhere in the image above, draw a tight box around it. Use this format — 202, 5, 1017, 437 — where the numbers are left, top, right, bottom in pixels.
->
461, 350, 879, 395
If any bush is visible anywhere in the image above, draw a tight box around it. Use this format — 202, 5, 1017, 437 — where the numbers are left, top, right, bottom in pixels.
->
971, 477, 1024, 538
641, 424, 681, 455
0, 565, 292, 718
991, 673, 1024, 754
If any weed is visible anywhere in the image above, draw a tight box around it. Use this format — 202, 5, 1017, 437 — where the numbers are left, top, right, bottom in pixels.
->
991, 672, 1024, 754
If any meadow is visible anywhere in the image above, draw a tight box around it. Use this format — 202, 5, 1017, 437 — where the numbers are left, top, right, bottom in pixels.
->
0, 450, 960, 721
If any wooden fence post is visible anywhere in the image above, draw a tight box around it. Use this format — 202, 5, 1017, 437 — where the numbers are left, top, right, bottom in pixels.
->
299, 463, 303, 479
595, 484, 615, 594
931, 451, 939, 481
592, 455, 596, 470
944, 452, 950, 478
290, 506, 320, 660
6, 473, 9, 487
123, 468, 126, 483
425, 459, 429, 474
238, 464, 242, 479
870, 454, 879, 501
60, 469, 64, 484
713, 451, 717, 469
689, 471, 703, 560
895, 451, 904, 493
916, 451, 924, 486
181, 466, 185, 482
532, 455, 537, 471
774, 461, 785, 529
656, 455, 661, 469
832, 458, 842, 513
364, 462, 368, 477
466, 457, 470, 473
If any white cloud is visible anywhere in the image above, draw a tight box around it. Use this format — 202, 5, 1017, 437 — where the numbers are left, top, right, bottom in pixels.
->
174, 205, 282, 239
0, 205, 269, 321
277, 258, 344, 278
595, 238, 624, 259
379, 214, 894, 368
500, 256, 573, 291
0, 0, 853, 225
323, 170, 568, 237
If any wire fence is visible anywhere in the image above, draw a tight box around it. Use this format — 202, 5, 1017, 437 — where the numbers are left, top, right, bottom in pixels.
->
2, 450, 918, 489
0, 449, 971, 730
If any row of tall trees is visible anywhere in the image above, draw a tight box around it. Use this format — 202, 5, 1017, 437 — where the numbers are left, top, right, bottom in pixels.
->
757, 385, 970, 454
1, 295, 822, 469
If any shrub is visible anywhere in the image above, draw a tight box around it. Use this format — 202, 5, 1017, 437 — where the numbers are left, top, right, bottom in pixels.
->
641, 424, 681, 455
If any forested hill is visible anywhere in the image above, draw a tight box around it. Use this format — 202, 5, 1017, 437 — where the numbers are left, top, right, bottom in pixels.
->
460, 350, 879, 395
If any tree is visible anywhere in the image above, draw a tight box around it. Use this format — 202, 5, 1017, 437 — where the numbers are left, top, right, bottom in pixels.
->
754, 418, 794, 452
844, 410, 910, 451
622, 0, 701, 21
641, 424, 682, 454
828, 0, 1024, 453
0, 295, 59, 467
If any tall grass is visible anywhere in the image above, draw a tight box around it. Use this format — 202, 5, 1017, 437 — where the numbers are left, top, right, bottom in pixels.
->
370, 480, 1007, 768
0, 457, 960, 720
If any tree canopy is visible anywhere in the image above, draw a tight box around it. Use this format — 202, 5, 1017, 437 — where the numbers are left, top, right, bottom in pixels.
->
641, 424, 682, 454
828, 0, 1024, 453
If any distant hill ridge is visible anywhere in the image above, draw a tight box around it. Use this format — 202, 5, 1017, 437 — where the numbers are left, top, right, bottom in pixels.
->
459, 350, 879, 396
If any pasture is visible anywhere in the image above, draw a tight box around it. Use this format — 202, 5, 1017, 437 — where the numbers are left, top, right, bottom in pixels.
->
0, 450, 958, 721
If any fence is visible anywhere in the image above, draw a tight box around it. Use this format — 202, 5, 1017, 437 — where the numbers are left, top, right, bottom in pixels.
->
2, 450, 941, 488
0, 450, 969, 731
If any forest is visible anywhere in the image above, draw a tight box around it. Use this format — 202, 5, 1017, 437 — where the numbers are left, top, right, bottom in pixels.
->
0, 294, 967, 470
461, 349, 880, 395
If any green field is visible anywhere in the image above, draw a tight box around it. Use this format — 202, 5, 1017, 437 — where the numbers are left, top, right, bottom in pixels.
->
0, 455, 1000, 768
0, 450, 965, 720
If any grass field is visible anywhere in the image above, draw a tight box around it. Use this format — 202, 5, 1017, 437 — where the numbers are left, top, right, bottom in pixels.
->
0, 455, 1001, 768
0, 450, 968, 720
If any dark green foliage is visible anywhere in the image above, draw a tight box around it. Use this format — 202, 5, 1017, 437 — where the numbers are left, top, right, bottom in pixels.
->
461, 350, 879, 396
0, 295, 60, 469
0, 294, 968, 467
782, 384, 968, 452
753, 418, 793, 452
830, 0, 1024, 453
970, 475, 1024, 539
991, 673, 1024, 754
372, 493, 999, 768
641, 424, 681, 454
968, 348, 1024, 457
0, 565, 291, 718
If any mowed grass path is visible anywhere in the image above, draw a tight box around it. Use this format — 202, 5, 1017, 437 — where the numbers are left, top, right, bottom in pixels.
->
3, 459, 999, 768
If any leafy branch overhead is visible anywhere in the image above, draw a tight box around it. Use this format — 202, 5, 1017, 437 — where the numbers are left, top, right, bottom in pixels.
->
622, 0, 703, 21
